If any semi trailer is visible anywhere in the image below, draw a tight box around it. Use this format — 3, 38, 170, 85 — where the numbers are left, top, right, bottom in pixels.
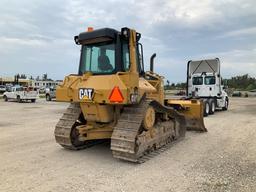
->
187, 58, 229, 116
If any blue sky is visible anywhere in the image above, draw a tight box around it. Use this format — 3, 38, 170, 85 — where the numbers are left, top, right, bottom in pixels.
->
0, 0, 255, 83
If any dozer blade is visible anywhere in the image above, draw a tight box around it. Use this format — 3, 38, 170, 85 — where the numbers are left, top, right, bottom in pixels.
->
166, 99, 207, 132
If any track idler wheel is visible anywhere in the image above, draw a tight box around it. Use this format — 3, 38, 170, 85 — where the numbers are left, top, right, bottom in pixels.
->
143, 106, 156, 137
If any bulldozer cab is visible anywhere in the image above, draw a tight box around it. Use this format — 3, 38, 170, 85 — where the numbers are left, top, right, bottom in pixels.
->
76, 27, 144, 77
57, 27, 155, 104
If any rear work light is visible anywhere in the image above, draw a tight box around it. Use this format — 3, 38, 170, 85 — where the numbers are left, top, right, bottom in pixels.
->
109, 86, 124, 103
87, 27, 94, 32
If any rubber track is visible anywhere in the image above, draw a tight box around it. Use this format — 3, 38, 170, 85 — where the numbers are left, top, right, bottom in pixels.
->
111, 101, 146, 162
111, 99, 186, 163
137, 137, 184, 163
54, 103, 103, 150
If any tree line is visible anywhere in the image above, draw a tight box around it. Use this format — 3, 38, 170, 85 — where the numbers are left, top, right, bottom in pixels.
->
165, 80, 186, 90
223, 74, 256, 90
14, 73, 52, 83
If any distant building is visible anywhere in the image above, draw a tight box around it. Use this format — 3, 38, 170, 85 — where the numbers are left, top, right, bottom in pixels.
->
0, 76, 30, 86
0, 76, 62, 88
30, 80, 61, 88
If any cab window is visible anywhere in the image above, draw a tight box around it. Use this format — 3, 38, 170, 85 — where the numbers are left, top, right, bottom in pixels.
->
79, 41, 115, 74
16, 87, 23, 91
192, 77, 203, 85
205, 76, 216, 85
122, 42, 130, 71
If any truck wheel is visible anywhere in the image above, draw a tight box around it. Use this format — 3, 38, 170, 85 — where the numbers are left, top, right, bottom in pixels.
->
222, 98, 228, 111
17, 96, 21, 103
204, 100, 210, 117
209, 99, 215, 115
31, 99, 36, 103
46, 94, 51, 101
3, 95, 8, 102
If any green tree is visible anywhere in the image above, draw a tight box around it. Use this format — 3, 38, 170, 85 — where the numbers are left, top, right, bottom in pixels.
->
246, 83, 256, 91
42, 73, 48, 81
225, 74, 256, 90
20, 74, 27, 79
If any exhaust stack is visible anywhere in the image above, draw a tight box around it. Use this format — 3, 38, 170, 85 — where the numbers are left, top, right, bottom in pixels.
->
150, 53, 156, 72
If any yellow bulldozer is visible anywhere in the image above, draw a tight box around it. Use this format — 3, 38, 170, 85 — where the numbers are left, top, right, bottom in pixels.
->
55, 27, 207, 163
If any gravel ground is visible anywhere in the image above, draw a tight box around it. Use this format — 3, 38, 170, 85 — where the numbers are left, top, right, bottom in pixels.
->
0, 98, 255, 192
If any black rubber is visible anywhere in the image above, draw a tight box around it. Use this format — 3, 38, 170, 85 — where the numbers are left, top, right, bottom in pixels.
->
222, 98, 228, 111
209, 99, 215, 115
3, 95, 8, 102
203, 100, 210, 117
46, 94, 51, 101
17, 96, 21, 103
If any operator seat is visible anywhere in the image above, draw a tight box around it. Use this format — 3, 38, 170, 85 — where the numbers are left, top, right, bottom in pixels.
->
98, 55, 113, 71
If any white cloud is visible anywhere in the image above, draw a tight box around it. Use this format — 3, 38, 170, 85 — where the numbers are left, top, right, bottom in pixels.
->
218, 27, 256, 38
0, 37, 46, 46
0, 0, 256, 81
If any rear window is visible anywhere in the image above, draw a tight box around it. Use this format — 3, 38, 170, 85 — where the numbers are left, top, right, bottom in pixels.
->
14, 87, 23, 91
192, 77, 203, 85
205, 76, 216, 85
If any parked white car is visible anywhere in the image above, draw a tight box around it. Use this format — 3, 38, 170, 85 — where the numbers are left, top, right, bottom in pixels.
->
45, 87, 56, 101
3, 86, 38, 103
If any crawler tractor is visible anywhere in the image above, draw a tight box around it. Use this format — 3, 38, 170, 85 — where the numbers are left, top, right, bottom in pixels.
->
55, 27, 207, 162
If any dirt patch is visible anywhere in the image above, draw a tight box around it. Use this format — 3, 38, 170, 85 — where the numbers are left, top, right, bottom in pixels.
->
0, 98, 256, 192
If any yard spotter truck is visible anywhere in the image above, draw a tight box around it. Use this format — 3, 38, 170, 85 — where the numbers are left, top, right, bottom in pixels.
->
187, 59, 229, 116
55, 27, 207, 163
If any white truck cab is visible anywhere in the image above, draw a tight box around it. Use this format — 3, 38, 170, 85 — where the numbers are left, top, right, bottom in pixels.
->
3, 85, 38, 103
187, 58, 228, 116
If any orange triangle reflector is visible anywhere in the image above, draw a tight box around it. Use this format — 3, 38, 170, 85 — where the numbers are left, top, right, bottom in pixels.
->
109, 86, 124, 103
